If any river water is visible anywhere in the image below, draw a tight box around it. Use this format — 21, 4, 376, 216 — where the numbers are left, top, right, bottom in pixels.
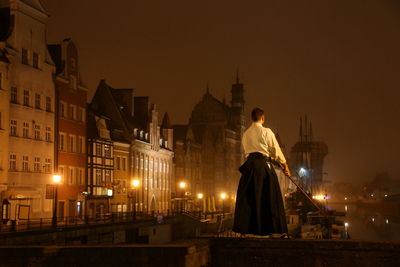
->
329, 202, 400, 241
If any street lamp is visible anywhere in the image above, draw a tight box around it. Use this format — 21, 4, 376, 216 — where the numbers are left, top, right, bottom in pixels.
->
131, 179, 140, 221
178, 181, 187, 213
220, 193, 227, 218
52, 174, 61, 228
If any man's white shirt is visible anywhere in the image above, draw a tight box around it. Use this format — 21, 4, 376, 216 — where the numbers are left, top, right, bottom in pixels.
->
242, 122, 286, 164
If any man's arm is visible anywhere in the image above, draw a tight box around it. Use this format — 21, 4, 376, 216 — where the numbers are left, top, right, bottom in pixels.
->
267, 129, 291, 177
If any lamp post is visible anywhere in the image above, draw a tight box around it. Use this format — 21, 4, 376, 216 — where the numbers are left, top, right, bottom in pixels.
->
220, 193, 227, 219
52, 174, 61, 228
131, 179, 140, 221
197, 193, 203, 218
179, 181, 187, 213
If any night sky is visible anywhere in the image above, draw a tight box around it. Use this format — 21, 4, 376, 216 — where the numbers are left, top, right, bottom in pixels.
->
42, 0, 400, 185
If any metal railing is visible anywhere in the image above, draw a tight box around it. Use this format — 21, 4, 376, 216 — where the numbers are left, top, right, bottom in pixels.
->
0, 211, 154, 233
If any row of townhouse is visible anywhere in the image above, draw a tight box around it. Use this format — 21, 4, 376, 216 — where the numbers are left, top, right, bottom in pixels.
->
0, 0, 174, 222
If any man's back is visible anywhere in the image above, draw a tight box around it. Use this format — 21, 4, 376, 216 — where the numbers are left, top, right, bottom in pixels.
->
242, 123, 286, 164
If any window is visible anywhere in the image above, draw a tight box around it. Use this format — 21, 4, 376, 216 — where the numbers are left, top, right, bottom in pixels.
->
122, 157, 127, 171
104, 145, 111, 158
46, 97, 51, 112
9, 154, 16, 171
59, 133, 66, 151
34, 157, 40, 172
68, 104, 76, 120
69, 167, 75, 185
23, 90, 30, 106
44, 158, 51, 173
34, 124, 41, 140
58, 166, 65, 182
45, 127, 51, 142
105, 170, 111, 182
78, 136, 85, 153
33, 52, 39, 68
68, 135, 76, 152
22, 155, 29, 171
22, 122, 29, 138
10, 120, 17, 136
35, 93, 41, 109
21, 48, 28, 65
77, 107, 85, 122
95, 143, 102, 156
78, 168, 84, 185
11, 87, 17, 103
116, 157, 120, 170
60, 102, 66, 118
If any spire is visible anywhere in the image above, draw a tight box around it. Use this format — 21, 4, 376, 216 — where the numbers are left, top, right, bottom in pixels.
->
299, 116, 303, 142
310, 122, 313, 142
236, 67, 240, 84
206, 81, 210, 94
161, 112, 172, 129
304, 114, 308, 143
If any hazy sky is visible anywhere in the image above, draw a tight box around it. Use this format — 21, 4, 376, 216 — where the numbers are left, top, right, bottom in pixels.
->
42, 0, 400, 185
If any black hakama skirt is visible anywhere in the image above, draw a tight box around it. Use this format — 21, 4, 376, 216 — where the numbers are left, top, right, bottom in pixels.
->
232, 152, 288, 235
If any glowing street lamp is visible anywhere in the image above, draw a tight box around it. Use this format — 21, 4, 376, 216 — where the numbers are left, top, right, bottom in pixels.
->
197, 193, 203, 199
52, 174, 62, 228
179, 181, 187, 189
220, 193, 227, 218
178, 181, 187, 213
131, 178, 140, 221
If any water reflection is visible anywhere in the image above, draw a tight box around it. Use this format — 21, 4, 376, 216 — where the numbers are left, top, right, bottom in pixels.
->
330, 203, 400, 240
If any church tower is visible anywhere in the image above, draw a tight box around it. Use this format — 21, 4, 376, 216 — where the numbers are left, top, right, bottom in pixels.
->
230, 71, 246, 139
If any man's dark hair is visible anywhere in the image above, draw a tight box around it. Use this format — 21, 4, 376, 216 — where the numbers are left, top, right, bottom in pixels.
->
251, 107, 264, 122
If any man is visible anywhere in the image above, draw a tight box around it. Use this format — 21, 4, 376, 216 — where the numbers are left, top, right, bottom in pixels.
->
232, 107, 290, 236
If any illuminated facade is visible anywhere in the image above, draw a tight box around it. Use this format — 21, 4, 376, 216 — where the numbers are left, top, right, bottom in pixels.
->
173, 74, 245, 212
2, 0, 56, 219
86, 111, 114, 218
0, 44, 10, 207
89, 81, 174, 215
48, 39, 87, 220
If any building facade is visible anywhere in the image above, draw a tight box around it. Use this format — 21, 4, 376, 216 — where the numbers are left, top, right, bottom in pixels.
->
48, 39, 87, 220
87, 110, 114, 219
111, 140, 130, 214
89, 81, 174, 215
173, 75, 245, 212
1, 0, 56, 219
0, 41, 10, 213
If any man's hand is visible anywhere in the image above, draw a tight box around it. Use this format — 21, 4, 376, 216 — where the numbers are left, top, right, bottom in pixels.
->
283, 163, 291, 177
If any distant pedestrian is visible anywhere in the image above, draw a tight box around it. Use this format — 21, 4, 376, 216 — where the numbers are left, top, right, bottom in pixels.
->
232, 107, 290, 237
